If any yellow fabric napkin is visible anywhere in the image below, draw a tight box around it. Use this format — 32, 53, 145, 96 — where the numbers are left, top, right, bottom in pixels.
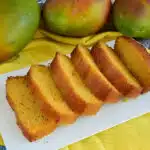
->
0, 134, 4, 146
1, 113, 150, 149
61, 113, 150, 150
0, 29, 149, 150
0, 30, 122, 74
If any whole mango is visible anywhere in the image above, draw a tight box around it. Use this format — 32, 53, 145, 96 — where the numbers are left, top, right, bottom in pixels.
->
0, 0, 40, 62
43, 0, 111, 37
113, 0, 150, 38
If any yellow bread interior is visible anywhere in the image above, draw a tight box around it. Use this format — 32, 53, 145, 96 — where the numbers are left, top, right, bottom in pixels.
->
6, 77, 56, 141
115, 36, 150, 92
71, 44, 121, 102
55, 53, 101, 104
97, 42, 141, 88
73, 44, 121, 89
29, 65, 76, 114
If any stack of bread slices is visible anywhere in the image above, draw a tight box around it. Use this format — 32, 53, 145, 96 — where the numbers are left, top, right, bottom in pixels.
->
6, 36, 150, 142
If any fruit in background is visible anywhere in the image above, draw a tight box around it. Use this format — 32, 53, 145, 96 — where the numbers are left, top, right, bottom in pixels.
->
43, 0, 111, 37
113, 0, 150, 38
0, 0, 40, 62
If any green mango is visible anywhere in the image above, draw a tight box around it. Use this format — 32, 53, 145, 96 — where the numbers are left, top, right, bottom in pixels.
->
113, 0, 150, 38
43, 0, 111, 37
0, 0, 40, 62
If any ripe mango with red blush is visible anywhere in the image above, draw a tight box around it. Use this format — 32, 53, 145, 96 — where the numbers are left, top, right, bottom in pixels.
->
113, 0, 150, 38
43, 0, 111, 37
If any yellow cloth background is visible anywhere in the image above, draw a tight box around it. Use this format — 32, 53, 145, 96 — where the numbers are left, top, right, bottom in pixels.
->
0, 30, 150, 150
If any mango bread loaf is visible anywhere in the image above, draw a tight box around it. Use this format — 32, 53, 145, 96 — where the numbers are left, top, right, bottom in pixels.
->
6, 77, 57, 142
50, 52, 103, 115
115, 36, 150, 93
91, 42, 143, 98
71, 44, 121, 103
27, 65, 77, 124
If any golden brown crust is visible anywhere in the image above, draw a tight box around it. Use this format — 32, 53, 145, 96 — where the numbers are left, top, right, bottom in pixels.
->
16, 116, 56, 142
27, 70, 60, 122
117, 36, 150, 66
6, 77, 56, 142
50, 52, 102, 115
91, 42, 142, 98
50, 53, 86, 114
115, 36, 150, 93
71, 45, 121, 102
27, 66, 77, 124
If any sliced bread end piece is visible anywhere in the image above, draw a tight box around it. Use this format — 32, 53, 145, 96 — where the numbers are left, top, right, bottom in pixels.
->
115, 36, 150, 93
6, 77, 56, 142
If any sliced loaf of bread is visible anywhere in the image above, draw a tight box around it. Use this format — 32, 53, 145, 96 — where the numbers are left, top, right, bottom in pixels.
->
115, 36, 150, 93
6, 77, 57, 142
27, 65, 77, 124
50, 53, 103, 115
91, 42, 142, 98
71, 44, 121, 102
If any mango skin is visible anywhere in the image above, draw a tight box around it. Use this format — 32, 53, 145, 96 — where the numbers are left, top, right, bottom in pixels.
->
113, 0, 150, 38
43, 0, 111, 37
0, 0, 40, 62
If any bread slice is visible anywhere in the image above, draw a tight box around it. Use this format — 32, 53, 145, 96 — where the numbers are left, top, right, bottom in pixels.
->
71, 44, 121, 102
27, 65, 77, 124
6, 77, 56, 142
50, 52, 103, 115
91, 42, 142, 98
115, 36, 150, 93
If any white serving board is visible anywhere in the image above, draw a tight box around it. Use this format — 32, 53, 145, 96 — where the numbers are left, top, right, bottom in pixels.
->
0, 41, 150, 150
